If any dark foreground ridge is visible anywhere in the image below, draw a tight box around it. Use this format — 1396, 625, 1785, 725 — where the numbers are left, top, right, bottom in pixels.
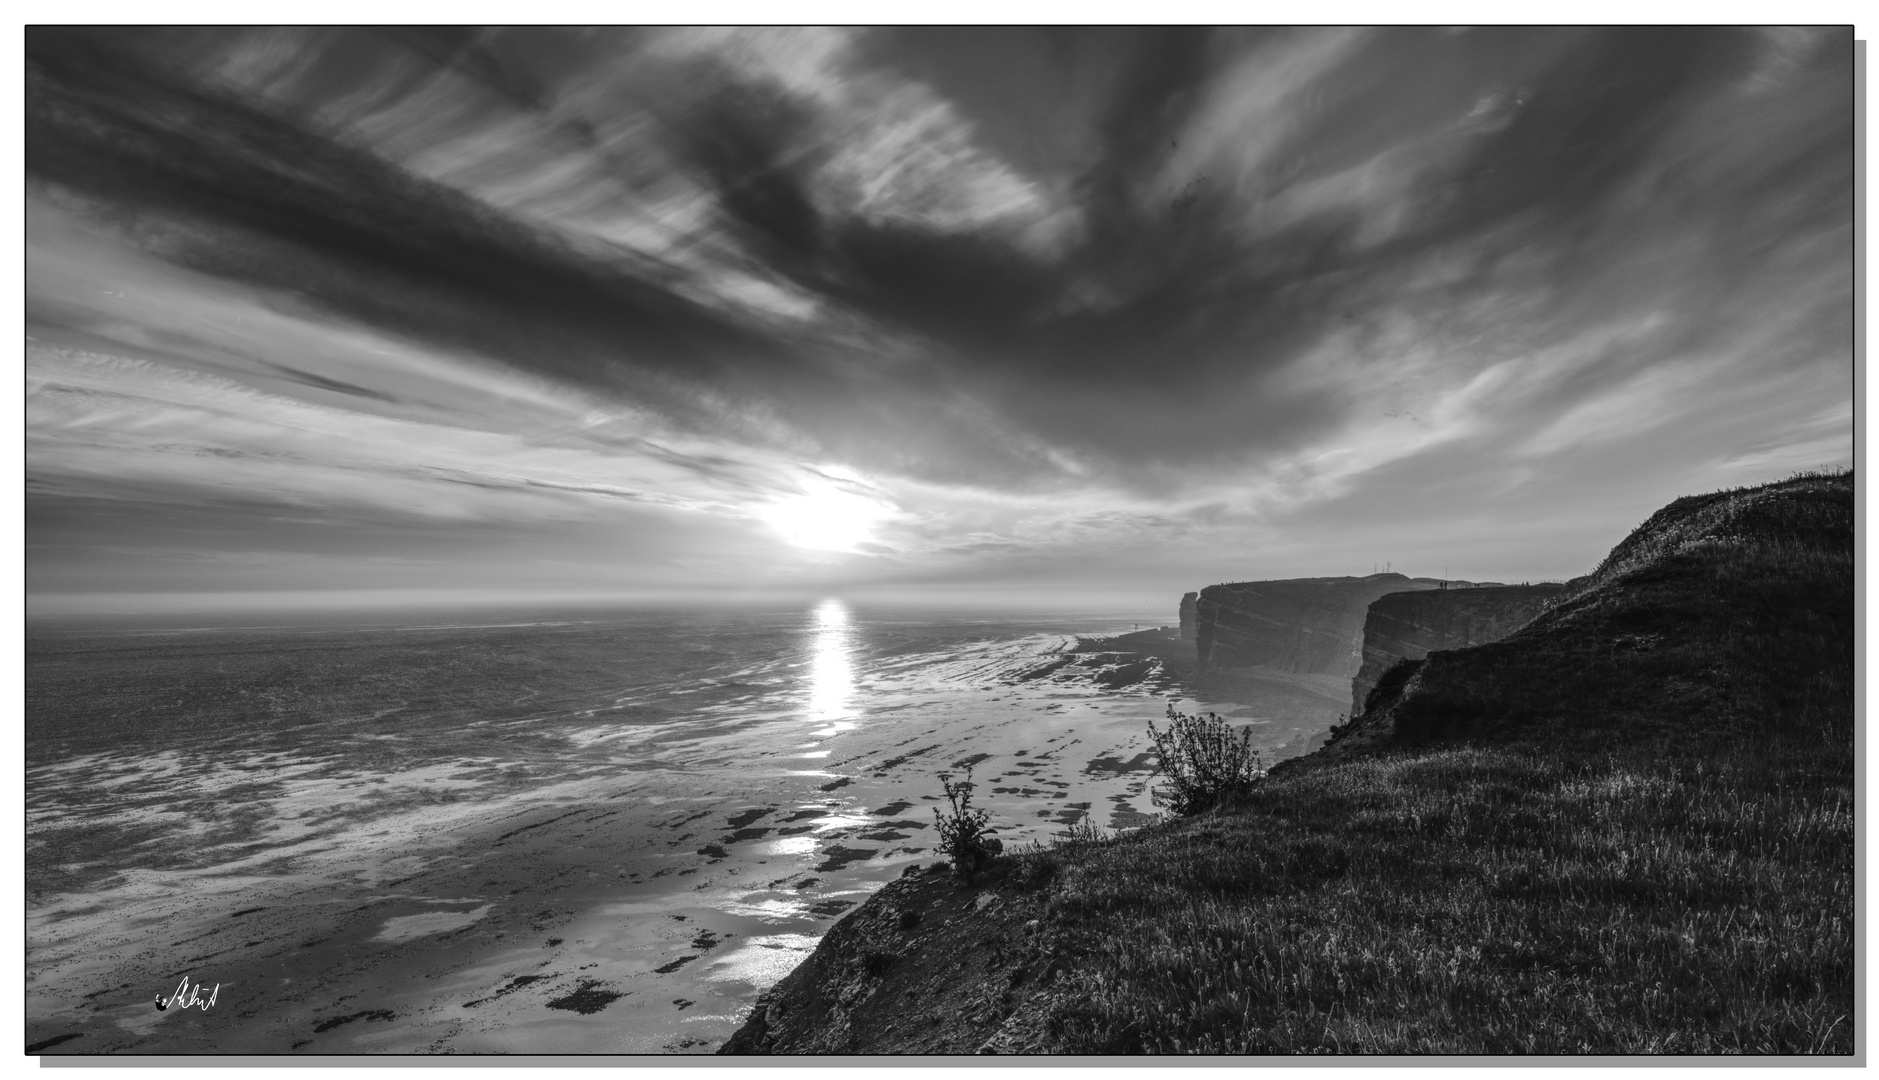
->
722, 471, 1853, 1055
1345, 582, 1568, 724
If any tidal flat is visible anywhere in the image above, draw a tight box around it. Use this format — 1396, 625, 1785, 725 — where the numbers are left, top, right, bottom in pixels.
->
26, 604, 1302, 1054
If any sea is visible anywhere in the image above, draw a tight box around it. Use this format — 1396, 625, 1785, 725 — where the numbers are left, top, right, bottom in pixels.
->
24, 600, 1320, 1055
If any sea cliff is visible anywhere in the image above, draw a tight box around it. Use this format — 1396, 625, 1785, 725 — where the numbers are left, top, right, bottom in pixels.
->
1193, 574, 1441, 677
1312, 469, 1853, 761
722, 471, 1853, 1055
1346, 583, 1567, 719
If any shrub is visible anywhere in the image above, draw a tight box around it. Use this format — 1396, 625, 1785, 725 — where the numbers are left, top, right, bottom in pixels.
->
933, 766, 1001, 880
1324, 713, 1352, 743
1145, 704, 1265, 816
1056, 816, 1108, 845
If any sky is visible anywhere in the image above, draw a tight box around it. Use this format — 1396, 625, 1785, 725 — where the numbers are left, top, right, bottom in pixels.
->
22, 26, 1855, 617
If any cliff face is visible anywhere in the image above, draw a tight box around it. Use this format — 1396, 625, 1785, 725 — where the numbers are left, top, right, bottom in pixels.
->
1194, 574, 1441, 677
724, 472, 1854, 1056
1314, 471, 1852, 759
1348, 584, 1566, 718
1178, 592, 1198, 641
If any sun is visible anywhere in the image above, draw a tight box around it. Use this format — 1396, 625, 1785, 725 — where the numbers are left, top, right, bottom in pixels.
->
758, 489, 891, 552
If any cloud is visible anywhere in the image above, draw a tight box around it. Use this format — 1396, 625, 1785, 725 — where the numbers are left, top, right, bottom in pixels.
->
1518, 359, 1712, 457
22, 27, 1853, 604
1156, 28, 1372, 217
26, 340, 811, 533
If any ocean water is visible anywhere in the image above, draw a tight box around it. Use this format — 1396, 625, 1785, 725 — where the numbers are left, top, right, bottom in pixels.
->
25, 601, 1297, 1055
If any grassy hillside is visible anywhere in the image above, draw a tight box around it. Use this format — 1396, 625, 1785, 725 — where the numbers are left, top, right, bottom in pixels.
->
1348, 470, 1853, 752
1030, 739, 1851, 1053
724, 472, 1854, 1055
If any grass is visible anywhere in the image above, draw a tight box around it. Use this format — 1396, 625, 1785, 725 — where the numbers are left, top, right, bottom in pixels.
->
992, 471, 1854, 1054
723, 473, 1852, 1057
1380, 477, 1852, 752
1022, 734, 1851, 1053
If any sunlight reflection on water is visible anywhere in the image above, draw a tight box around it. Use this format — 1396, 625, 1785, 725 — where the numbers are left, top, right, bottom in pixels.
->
807, 598, 855, 724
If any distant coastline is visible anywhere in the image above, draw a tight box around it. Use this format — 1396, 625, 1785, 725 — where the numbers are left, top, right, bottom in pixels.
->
722, 471, 1855, 1055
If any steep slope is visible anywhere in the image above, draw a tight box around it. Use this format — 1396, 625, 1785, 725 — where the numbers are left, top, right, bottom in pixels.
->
723, 472, 1853, 1056
1321, 470, 1852, 758
1194, 574, 1442, 676
718, 860, 1061, 1054
1347, 584, 1567, 719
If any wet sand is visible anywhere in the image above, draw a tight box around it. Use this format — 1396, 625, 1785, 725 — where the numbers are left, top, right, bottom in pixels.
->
27, 625, 1316, 1055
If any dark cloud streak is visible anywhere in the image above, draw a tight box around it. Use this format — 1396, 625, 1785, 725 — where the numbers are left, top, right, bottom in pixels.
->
26, 31, 825, 429
31, 27, 1848, 487
24, 26, 1854, 608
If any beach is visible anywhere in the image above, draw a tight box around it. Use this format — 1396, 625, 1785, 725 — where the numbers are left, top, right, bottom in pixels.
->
26, 602, 1302, 1054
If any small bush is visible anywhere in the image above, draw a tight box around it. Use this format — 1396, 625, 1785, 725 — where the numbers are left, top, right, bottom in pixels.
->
933, 766, 1001, 880
1146, 704, 1265, 816
1324, 713, 1352, 743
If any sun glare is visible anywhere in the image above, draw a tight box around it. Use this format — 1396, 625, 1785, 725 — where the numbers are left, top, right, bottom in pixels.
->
759, 489, 890, 552
807, 597, 855, 724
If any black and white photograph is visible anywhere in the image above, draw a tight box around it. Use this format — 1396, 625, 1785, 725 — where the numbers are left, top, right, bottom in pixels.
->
21, 24, 1859, 1059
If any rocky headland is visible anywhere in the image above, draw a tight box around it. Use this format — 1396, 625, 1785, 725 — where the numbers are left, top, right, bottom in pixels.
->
1306, 470, 1853, 764
1193, 573, 1444, 677
722, 471, 1853, 1055
1184, 573, 1469, 758
1346, 583, 1568, 721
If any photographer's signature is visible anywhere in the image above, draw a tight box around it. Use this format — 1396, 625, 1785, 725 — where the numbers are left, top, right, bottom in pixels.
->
154, 976, 218, 1012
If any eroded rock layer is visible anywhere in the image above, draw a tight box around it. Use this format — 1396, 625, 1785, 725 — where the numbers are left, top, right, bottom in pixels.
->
1313, 471, 1852, 759
723, 472, 1854, 1056
1348, 584, 1567, 718
1194, 574, 1441, 677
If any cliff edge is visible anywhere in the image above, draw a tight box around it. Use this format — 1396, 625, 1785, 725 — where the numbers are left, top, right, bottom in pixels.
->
1194, 574, 1442, 677
1347, 583, 1568, 720
722, 471, 1853, 1055
1313, 470, 1851, 761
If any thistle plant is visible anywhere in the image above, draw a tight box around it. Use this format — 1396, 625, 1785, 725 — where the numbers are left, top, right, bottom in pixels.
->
933, 766, 1000, 880
1145, 703, 1266, 816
